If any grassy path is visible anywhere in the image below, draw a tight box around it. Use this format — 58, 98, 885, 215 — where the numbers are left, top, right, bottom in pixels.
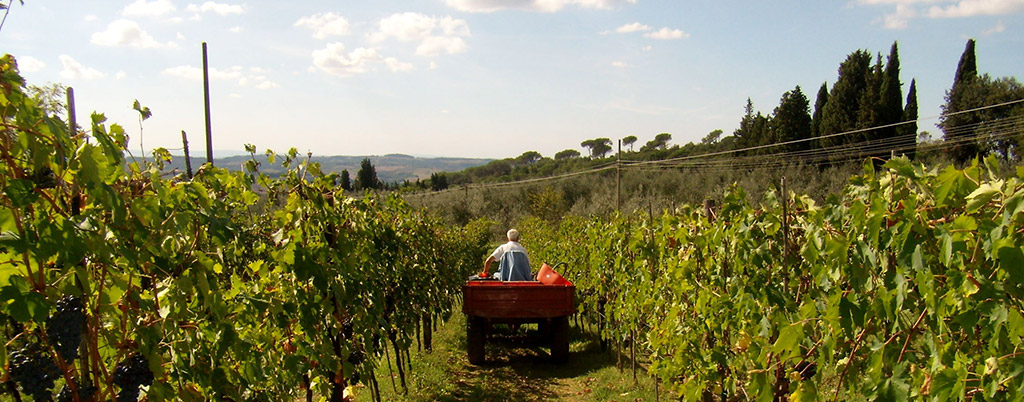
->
355, 312, 661, 402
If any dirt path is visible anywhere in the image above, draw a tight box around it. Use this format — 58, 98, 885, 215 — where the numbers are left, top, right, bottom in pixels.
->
357, 313, 659, 402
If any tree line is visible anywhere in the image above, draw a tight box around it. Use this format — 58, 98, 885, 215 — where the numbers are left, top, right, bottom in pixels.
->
378, 39, 1023, 193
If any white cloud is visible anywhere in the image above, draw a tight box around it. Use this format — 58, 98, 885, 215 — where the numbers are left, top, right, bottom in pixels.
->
58, 55, 106, 80
295, 12, 351, 39
16, 56, 46, 72
641, 45, 652, 51
611, 60, 631, 68
91, 19, 175, 48
385, 58, 415, 72
311, 43, 383, 77
644, 27, 689, 40
859, 0, 1024, 28
983, 20, 1006, 34
926, 0, 1024, 17
162, 65, 204, 80
857, 0, 946, 4
882, 4, 918, 29
445, 0, 637, 13
163, 64, 279, 89
84, 15, 98, 22
115, 71, 128, 79
177, 32, 186, 40
429, 61, 439, 69
615, 22, 650, 33
416, 36, 468, 56
122, 0, 176, 17
229, 26, 243, 33
186, 1, 245, 16
370, 13, 471, 57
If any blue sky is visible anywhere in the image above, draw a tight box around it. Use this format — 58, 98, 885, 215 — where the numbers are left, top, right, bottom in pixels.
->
2, 0, 1022, 159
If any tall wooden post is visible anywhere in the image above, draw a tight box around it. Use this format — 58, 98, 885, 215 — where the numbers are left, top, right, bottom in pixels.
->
182, 130, 194, 179
63, 87, 77, 163
202, 42, 214, 165
616, 139, 621, 213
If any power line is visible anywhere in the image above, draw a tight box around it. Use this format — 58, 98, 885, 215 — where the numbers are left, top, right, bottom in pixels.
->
404, 98, 1024, 197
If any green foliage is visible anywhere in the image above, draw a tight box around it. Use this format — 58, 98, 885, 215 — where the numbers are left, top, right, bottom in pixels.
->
641, 133, 672, 152
770, 86, 811, 153
581, 138, 613, 159
622, 135, 638, 151
356, 157, 379, 190
340, 169, 352, 191
941, 39, 1024, 164
525, 155, 1024, 400
901, 79, 919, 159
0, 55, 488, 400
811, 82, 829, 140
818, 50, 872, 147
554, 149, 580, 160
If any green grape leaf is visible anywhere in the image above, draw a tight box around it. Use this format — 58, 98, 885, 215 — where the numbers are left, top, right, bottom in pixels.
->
3, 179, 37, 208
966, 182, 1002, 214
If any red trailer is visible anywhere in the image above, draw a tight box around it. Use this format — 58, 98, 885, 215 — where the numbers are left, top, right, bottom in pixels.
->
462, 265, 576, 364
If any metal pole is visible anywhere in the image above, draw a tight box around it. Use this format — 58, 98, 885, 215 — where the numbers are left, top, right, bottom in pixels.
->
202, 42, 214, 165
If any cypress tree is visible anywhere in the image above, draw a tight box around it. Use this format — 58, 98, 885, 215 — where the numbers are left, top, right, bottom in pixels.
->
856, 53, 884, 142
819, 50, 872, 149
879, 42, 904, 154
900, 79, 919, 159
954, 39, 977, 86
811, 82, 829, 140
771, 85, 812, 154
941, 39, 981, 163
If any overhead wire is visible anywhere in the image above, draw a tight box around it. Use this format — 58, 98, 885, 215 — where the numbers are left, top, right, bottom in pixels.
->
404, 98, 1024, 196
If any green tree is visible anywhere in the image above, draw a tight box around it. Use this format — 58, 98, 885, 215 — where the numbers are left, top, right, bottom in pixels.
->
340, 169, 352, 191
856, 53, 884, 137
642, 133, 672, 151
770, 86, 812, 153
430, 172, 448, 191
899, 79, 918, 159
941, 39, 982, 163
733, 99, 771, 153
810, 82, 829, 140
581, 138, 612, 158
878, 42, 904, 149
356, 158, 379, 190
622, 135, 638, 151
515, 150, 542, 165
818, 50, 872, 148
554, 149, 580, 160
701, 129, 723, 145
27, 82, 68, 118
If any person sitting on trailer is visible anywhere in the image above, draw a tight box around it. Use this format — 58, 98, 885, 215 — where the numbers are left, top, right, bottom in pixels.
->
482, 228, 532, 281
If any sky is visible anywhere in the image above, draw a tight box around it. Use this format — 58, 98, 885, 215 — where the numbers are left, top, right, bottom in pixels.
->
1, 0, 1022, 160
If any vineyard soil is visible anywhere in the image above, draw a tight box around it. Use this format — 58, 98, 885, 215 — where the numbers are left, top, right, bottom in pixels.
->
356, 312, 659, 402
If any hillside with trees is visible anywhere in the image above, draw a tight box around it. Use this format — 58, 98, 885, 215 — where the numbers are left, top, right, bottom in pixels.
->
406, 39, 1024, 229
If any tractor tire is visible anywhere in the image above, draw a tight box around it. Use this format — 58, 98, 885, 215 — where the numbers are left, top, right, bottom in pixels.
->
550, 315, 570, 363
467, 316, 486, 365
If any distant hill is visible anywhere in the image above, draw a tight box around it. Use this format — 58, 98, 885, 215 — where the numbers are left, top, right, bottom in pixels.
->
164, 153, 492, 183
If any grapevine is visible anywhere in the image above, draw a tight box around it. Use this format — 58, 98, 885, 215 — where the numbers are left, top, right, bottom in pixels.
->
524, 158, 1024, 400
0, 54, 489, 401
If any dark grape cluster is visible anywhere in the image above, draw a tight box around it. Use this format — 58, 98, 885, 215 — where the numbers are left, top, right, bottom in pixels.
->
113, 353, 154, 402
46, 295, 86, 361
9, 343, 60, 401
56, 380, 99, 402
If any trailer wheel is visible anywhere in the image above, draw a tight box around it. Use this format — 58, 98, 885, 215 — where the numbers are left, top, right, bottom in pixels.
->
467, 316, 486, 365
550, 315, 570, 363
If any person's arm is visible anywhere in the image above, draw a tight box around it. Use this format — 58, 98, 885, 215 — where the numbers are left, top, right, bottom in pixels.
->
482, 255, 496, 277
